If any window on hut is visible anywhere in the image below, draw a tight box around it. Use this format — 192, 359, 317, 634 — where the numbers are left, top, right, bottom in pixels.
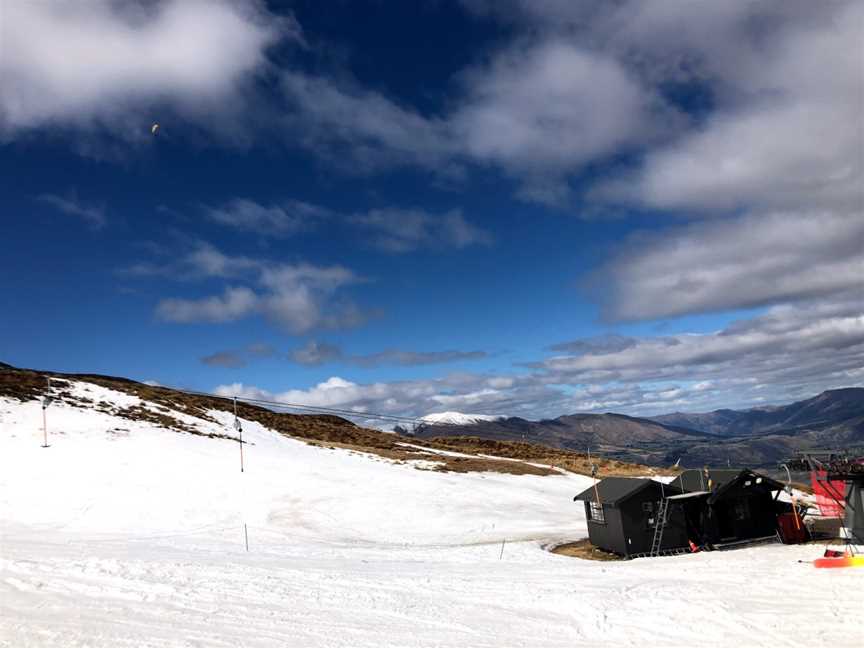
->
589, 501, 605, 523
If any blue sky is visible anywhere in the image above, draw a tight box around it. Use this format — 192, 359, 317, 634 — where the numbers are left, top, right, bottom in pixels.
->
1, 1, 862, 422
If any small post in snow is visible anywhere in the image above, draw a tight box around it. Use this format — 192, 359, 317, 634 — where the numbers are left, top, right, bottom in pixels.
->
244, 523, 249, 552
233, 397, 244, 473
41, 377, 51, 448
499, 538, 506, 560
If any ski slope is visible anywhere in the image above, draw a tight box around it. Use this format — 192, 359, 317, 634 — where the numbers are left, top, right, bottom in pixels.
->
1, 380, 862, 647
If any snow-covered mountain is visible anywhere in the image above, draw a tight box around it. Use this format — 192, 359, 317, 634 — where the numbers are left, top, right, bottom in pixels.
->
1, 364, 859, 647
420, 410, 504, 425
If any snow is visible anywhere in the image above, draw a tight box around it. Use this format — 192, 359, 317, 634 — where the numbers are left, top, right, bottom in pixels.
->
420, 411, 502, 425
1, 383, 862, 647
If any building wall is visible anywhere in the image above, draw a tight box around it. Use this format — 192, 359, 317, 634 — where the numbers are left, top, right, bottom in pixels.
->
584, 502, 627, 556
618, 486, 690, 556
704, 484, 779, 544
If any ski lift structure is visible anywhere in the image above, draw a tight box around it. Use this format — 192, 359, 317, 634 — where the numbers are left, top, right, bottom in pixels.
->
787, 451, 864, 567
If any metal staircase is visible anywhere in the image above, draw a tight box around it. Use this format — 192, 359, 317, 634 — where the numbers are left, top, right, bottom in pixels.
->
649, 498, 669, 557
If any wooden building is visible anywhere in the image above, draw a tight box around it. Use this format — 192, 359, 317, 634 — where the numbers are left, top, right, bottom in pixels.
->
573, 478, 690, 558
575, 470, 788, 557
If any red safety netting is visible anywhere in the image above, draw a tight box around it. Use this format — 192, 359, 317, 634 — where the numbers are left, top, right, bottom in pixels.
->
811, 470, 846, 517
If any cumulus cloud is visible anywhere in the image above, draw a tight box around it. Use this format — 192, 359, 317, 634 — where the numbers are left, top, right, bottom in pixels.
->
593, 211, 864, 321
157, 286, 258, 324
278, 39, 664, 203
449, 40, 665, 203
350, 208, 492, 253
129, 242, 367, 333
536, 300, 864, 395
288, 341, 487, 367
626, 2, 862, 214
0, 0, 289, 140
461, 1, 863, 212
36, 192, 107, 229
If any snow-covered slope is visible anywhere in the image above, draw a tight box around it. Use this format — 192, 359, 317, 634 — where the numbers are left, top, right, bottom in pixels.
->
420, 410, 503, 425
1, 378, 862, 648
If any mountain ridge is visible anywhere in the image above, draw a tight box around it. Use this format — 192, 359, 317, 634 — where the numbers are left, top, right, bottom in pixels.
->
413, 388, 864, 467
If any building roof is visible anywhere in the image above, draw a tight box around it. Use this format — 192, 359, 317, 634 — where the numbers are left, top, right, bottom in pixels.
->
670, 469, 743, 493
708, 470, 785, 504
573, 477, 678, 505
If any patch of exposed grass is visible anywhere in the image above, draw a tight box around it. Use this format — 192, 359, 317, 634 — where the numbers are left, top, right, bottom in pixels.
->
422, 436, 676, 478
550, 539, 624, 561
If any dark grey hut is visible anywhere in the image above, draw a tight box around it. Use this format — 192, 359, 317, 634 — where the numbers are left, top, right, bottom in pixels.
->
573, 478, 691, 558
671, 469, 786, 547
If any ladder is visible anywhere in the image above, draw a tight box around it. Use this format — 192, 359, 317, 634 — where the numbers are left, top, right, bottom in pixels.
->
650, 498, 669, 557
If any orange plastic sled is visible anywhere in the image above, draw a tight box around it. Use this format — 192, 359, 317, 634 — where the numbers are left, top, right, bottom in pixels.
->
813, 555, 864, 569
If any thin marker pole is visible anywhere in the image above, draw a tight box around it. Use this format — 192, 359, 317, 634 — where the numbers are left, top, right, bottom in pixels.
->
499, 539, 505, 560
41, 377, 51, 448
234, 397, 244, 473
588, 448, 601, 506
244, 523, 249, 552
42, 405, 48, 448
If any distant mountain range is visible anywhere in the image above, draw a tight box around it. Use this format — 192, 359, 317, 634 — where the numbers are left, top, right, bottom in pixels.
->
651, 388, 864, 437
413, 388, 864, 468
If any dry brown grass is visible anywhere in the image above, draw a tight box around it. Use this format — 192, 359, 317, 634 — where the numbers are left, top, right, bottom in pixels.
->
306, 438, 558, 475
550, 539, 624, 561
422, 436, 678, 478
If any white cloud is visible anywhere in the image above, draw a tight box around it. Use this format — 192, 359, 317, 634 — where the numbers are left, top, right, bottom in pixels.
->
538, 300, 864, 392
135, 243, 367, 334
1, 0, 288, 139
625, 5, 864, 214
450, 40, 663, 202
157, 286, 258, 323
278, 38, 664, 202
595, 211, 864, 321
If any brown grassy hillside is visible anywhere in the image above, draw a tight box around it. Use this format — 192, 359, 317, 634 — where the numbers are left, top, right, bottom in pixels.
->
0, 363, 669, 478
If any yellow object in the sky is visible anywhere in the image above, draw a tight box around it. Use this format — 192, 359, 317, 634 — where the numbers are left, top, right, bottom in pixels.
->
151, 123, 160, 135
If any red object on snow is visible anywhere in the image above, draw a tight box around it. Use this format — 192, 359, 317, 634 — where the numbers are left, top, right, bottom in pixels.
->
777, 512, 807, 544
811, 470, 846, 517
688, 540, 699, 553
